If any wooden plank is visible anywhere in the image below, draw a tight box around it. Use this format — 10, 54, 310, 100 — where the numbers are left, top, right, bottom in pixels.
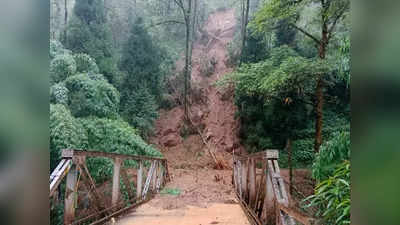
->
50, 159, 71, 197
62, 149, 166, 162
50, 159, 66, 182
254, 161, 266, 210
238, 160, 242, 197
112, 157, 122, 206
121, 169, 134, 199
249, 158, 256, 206
265, 163, 275, 224
64, 164, 77, 225
241, 159, 248, 200
137, 160, 143, 198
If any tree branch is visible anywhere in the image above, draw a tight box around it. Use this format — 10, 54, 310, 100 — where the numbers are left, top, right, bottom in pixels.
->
289, 23, 321, 45
327, 2, 350, 41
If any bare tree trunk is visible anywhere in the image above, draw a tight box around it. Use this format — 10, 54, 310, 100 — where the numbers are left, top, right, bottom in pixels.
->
314, 13, 328, 153
239, 0, 250, 65
184, 0, 192, 120
64, 0, 68, 44
287, 138, 293, 195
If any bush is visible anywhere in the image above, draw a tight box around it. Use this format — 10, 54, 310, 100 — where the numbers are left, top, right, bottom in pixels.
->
50, 39, 71, 59
304, 161, 350, 225
73, 53, 100, 74
312, 131, 350, 181
50, 83, 69, 105
50, 104, 88, 170
50, 54, 77, 84
65, 74, 120, 118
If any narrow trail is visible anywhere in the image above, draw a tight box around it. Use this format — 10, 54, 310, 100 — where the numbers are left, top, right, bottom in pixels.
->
116, 9, 250, 225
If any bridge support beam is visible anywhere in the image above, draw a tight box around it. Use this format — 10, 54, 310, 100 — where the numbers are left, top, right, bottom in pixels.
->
64, 163, 77, 225
249, 158, 256, 207
241, 159, 248, 200
137, 160, 143, 198
112, 157, 122, 206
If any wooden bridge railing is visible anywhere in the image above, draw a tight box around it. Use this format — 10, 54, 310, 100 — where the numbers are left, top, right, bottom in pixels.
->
233, 150, 315, 225
50, 149, 170, 225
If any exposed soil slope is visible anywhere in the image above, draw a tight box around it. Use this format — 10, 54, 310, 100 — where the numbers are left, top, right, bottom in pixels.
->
149, 9, 244, 170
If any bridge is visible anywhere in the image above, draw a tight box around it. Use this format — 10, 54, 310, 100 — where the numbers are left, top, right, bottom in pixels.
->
50, 149, 314, 225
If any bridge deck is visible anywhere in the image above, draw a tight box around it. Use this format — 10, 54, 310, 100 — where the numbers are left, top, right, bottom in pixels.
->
117, 202, 250, 225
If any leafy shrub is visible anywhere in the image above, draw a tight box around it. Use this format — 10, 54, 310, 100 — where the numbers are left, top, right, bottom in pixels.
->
78, 117, 162, 181
50, 39, 71, 59
73, 53, 100, 74
65, 74, 120, 118
50, 83, 69, 105
312, 131, 350, 181
50, 104, 88, 170
304, 161, 350, 225
50, 53, 77, 84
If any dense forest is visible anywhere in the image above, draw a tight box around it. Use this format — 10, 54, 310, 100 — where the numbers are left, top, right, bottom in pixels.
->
50, 0, 350, 224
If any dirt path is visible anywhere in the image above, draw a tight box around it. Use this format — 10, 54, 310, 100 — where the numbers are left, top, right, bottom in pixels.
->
115, 9, 251, 225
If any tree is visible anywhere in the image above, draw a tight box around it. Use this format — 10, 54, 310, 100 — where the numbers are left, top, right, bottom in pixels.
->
252, 0, 350, 153
173, 0, 195, 120
66, 0, 118, 84
119, 18, 164, 136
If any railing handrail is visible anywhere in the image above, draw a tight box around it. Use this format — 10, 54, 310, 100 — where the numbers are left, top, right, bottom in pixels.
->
234, 149, 279, 160
62, 149, 167, 161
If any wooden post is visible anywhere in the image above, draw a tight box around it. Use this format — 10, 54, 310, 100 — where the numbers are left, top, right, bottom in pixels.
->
64, 163, 77, 225
112, 157, 122, 206
249, 158, 256, 206
241, 159, 248, 200
265, 164, 275, 224
152, 161, 158, 191
137, 160, 143, 198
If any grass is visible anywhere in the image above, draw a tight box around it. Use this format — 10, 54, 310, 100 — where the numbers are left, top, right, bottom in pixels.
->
160, 188, 181, 196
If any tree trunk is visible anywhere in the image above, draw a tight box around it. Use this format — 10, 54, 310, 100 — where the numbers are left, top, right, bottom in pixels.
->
239, 0, 250, 65
184, 0, 192, 120
314, 19, 328, 153
287, 138, 293, 195
64, 0, 68, 44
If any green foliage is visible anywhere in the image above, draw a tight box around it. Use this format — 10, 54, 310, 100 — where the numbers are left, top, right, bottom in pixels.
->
241, 28, 270, 63
50, 53, 77, 84
304, 161, 350, 225
50, 39, 71, 59
312, 131, 350, 181
120, 18, 165, 98
50, 104, 88, 170
78, 117, 162, 181
120, 85, 158, 138
50, 83, 69, 105
73, 53, 100, 74
64, 74, 120, 118
66, 0, 117, 83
